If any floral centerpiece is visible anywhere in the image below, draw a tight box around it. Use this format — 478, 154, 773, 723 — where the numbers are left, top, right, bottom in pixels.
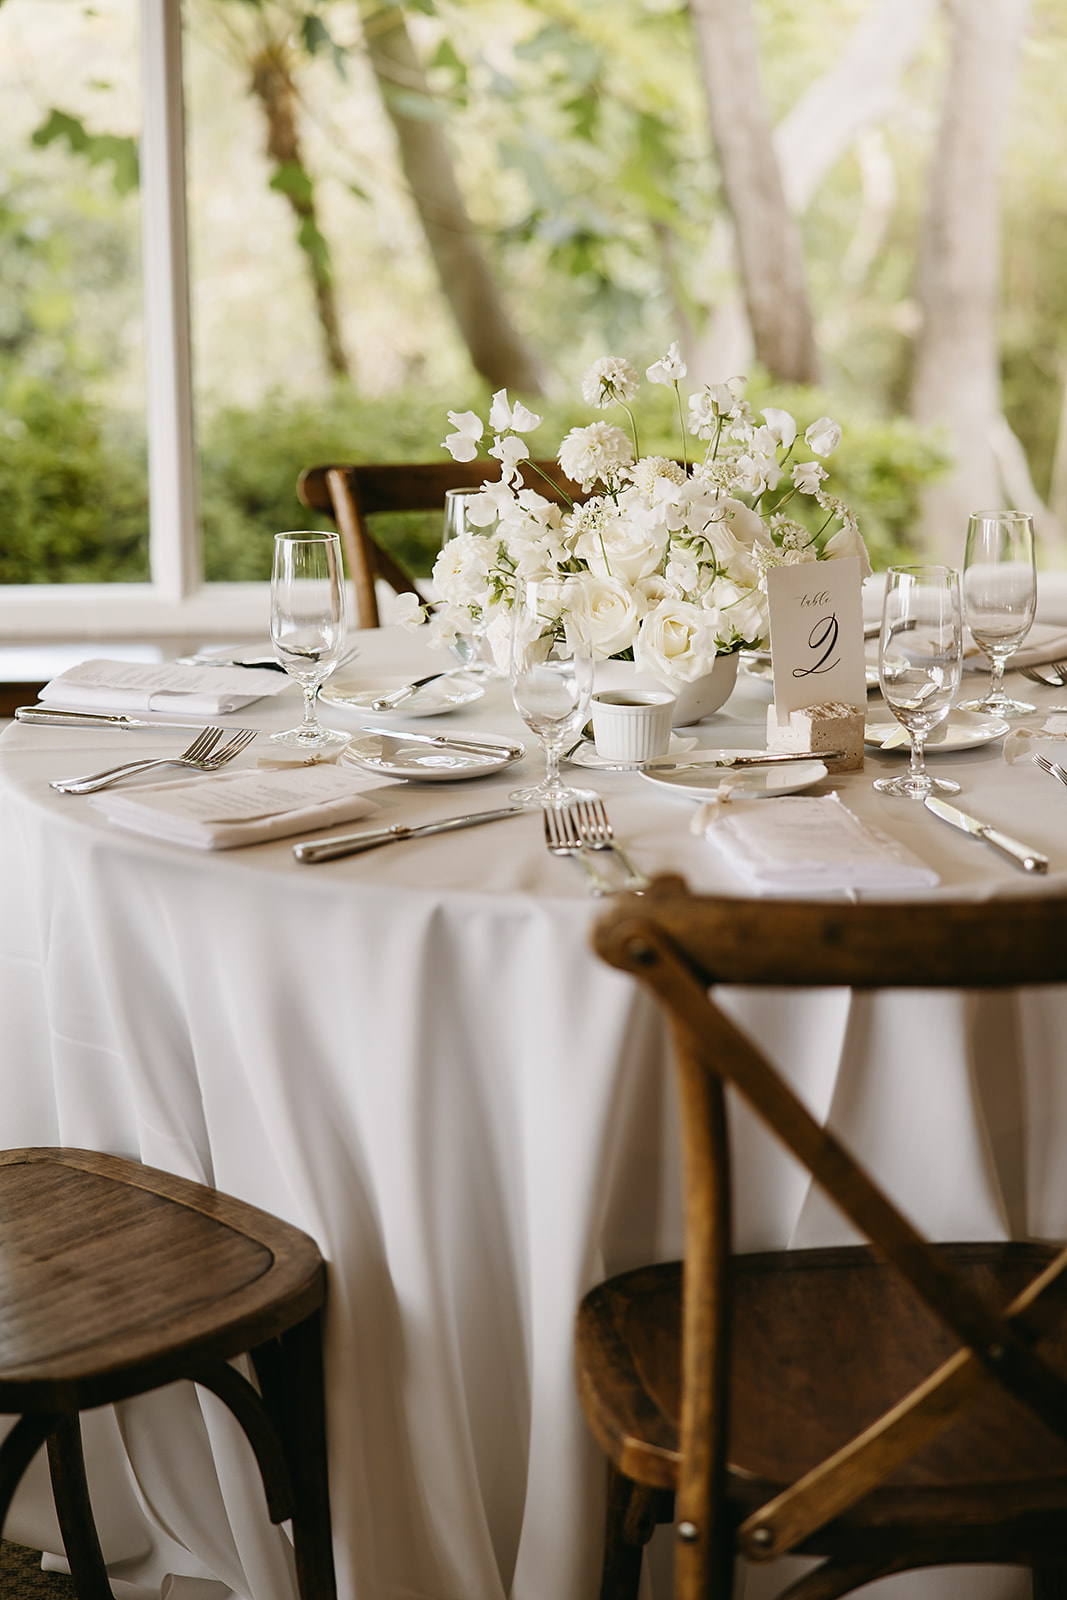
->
424, 345, 870, 689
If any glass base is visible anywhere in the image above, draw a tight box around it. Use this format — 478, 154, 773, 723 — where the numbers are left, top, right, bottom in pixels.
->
873, 772, 960, 798
957, 693, 1035, 717
270, 723, 350, 751
509, 779, 598, 808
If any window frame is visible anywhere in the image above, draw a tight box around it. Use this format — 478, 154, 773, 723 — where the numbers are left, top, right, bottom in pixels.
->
0, 0, 269, 640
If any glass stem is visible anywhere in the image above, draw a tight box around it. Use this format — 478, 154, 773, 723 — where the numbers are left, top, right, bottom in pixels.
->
543, 737, 562, 791
910, 727, 927, 784
301, 684, 321, 732
987, 654, 1005, 701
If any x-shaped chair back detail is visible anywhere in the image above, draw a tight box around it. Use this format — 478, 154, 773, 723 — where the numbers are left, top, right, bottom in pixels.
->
297, 460, 586, 628
591, 877, 1067, 1600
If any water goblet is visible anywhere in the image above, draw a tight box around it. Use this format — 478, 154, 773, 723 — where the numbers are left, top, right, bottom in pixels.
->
958, 509, 1037, 716
875, 564, 962, 798
509, 578, 596, 807
270, 530, 350, 751
438, 488, 499, 676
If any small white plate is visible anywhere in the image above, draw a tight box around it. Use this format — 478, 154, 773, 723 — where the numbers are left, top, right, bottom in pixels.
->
321, 672, 485, 717
340, 733, 522, 782
569, 735, 698, 773
865, 711, 1010, 753
640, 755, 828, 800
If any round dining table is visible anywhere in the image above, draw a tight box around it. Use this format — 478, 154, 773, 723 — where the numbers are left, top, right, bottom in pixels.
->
3, 624, 1067, 1600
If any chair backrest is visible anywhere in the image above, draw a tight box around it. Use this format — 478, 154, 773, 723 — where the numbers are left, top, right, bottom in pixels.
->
592, 877, 1067, 1571
297, 460, 585, 628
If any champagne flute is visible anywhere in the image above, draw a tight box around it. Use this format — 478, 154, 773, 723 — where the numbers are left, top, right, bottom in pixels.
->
958, 510, 1037, 716
875, 565, 962, 798
509, 578, 596, 807
270, 531, 350, 750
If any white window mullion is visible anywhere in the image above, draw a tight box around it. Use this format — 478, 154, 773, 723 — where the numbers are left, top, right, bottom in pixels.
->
140, 0, 199, 601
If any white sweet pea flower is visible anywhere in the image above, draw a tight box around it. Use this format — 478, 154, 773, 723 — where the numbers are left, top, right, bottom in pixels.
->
489, 433, 530, 486
761, 407, 797, 450
664, 547, 700, 594
391, 591, 426, 630
635, 598, 722, 684
709, 578, 768, 648
581, 357, 639, 408
485, 606, 514, 675
824, 521, 873, 580
805, 416, 843, 457
488, 390, 543, 434
444, 410, 483, 462
466, 477, 514, 526
792, 460, 827, 494
566, 574, 645, 658
431, 532, 493, 610
558, 423, 634, 491
646, 342, 687, 386
733, 454, 773, 496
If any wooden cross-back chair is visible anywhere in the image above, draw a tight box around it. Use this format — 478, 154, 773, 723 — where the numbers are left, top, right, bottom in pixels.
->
582, 878, 1067, 1600
296, 460, 585, 629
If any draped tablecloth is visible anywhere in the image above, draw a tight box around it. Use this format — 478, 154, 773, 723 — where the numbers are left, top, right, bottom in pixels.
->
3, 628, 1067, 1600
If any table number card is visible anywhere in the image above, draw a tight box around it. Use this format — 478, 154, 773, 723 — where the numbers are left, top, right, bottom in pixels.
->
766, 555, 866, 715
765, 555, 866, 771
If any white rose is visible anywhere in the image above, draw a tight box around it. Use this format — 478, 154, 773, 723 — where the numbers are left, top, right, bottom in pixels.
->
566, 574, 645, 658
805, 416, 843, 457
634, 598, 722, 684
572, 496, 667, 584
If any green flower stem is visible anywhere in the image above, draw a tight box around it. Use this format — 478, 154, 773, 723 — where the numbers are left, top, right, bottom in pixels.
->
621, 403, 640, 462
526, 458, 575, 508
675, 384, 688, 473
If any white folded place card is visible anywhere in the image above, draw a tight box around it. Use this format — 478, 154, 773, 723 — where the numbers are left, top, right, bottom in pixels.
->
39, 659, 291, 716
89, 765, 387, 849
766, 556, 866, 717
705, 794, 939, 895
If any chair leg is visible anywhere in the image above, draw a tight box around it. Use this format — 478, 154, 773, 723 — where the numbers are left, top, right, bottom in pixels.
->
599, 1466, 666, 1600
47, 1414, 113, 1600
253, 1313, 337, 1600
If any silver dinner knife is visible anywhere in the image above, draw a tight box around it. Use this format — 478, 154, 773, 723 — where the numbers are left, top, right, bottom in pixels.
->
369, 671, 462, 711
924, 795, 1048, 874
15, 706, 236, 732
646, 749, 846, 772
360, 725, 525, 759
293, 804, 526, 863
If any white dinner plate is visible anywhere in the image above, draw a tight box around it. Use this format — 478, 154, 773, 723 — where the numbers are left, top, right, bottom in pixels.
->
639, 755, 828, 800
341, 733, 523, 781
321, 671, 485, 717
865, 710, 1010, 753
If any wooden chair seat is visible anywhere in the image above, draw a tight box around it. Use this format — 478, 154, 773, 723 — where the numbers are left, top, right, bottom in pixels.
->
584, 883, 1067, 1600
578, 1244, 1067, 1536
0, 1147, 335, 1600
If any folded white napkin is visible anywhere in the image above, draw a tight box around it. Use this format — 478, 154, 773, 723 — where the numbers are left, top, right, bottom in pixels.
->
705, 794, 940, 895
39, 658, 291, 716
963, 622, 1067, 672
89, 766, 385, 849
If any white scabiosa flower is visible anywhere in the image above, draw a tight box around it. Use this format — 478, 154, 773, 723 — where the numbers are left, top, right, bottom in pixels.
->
581, 357, 639, 408
558, 423, 634, 490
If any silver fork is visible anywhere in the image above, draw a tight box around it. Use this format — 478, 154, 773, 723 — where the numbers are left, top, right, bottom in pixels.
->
51, 727, 258, 794
569, 799, 650, 892
1019, 662, 1067, 688
543, 805, 613, 895
1032, 752, 1067, 792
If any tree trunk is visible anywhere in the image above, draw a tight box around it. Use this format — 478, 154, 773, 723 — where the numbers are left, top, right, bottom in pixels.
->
909, 0, 1031, 560
688, 0, 820, 386
360, 3, 544, 396
250, 44, 350, 380
687, 0, 937, 386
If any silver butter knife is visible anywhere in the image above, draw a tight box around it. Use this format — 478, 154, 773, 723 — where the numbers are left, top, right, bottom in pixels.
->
924, 795, 1048, 874
293, 804, 526, 863
360, 725, 525, 760
15, 706, 243, 733
369, 670, 469, 711
646, 749, 846, 772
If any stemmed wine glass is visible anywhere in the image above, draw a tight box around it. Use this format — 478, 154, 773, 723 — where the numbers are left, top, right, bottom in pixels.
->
509, 578, 596, 807
958, 510, 1037, 716
439, 488, 499, 676
875, 565, 963, 798
270, 531, 350, 750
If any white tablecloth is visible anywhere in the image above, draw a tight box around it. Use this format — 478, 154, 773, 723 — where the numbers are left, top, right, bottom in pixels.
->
3, 629, 1067, 1600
